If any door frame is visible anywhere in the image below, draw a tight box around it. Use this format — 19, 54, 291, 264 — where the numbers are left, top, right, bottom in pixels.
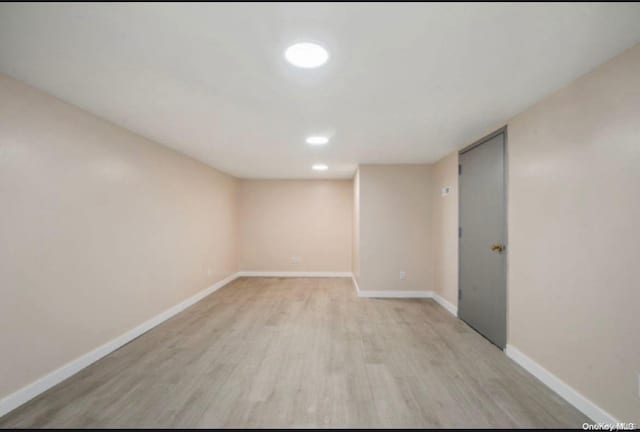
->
457, 125, 509, 349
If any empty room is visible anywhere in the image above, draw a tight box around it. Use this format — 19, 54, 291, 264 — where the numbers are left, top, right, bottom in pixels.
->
1, 2, 639, 430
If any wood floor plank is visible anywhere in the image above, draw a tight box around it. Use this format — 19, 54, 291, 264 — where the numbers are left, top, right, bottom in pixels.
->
0, 277, 589, 428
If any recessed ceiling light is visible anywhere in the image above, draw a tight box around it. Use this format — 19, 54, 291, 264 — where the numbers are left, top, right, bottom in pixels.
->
312, 164, 328, 171
306, 136, 329, 146
285, 42, 329, 68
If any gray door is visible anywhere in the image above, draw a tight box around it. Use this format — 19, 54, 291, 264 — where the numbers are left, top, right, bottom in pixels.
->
458, 128, 507, 349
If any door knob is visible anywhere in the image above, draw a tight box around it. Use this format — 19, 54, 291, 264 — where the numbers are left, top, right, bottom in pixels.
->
491, 243, 504, 253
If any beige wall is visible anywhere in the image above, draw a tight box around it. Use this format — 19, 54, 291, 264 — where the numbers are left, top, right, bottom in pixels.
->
431, 43, 640, 422
507, 44, 640, 422
358, 164, 433, 292
0, 74, 238, 400
431, 153, 459, 306
237, 179, 352, 272
352, 169, 360, 281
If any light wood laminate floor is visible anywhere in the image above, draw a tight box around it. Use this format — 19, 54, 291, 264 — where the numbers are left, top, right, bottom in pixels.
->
0, 277, 588, 428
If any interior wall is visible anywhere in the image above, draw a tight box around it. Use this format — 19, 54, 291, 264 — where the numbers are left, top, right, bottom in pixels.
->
237, 179, 353, 272
431, 153, 459, 306
358, 164, 433, 292
506, 43, 640, 422
431, 43, 640, 422
352, 169, 360, 281
0, 74, 239, 401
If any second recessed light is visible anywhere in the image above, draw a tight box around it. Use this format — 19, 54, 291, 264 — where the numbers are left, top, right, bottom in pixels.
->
306, 136, 329, 146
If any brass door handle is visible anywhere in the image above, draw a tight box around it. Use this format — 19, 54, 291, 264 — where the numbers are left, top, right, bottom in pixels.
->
491, 243, 504, 253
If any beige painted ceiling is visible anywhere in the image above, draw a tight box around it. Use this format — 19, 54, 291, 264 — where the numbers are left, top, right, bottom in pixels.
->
1, 3, 639, 178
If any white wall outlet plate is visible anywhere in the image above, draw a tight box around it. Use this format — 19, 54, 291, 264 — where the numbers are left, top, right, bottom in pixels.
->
399, 271, 406, 280
441, 186, 451, 197
291, 256, 301, 264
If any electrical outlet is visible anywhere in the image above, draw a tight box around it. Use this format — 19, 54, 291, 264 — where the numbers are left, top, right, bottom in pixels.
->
291, 256, 301, 264
441, 186, 451, 197
399, 271, 406, 280
207, 268, 212, 276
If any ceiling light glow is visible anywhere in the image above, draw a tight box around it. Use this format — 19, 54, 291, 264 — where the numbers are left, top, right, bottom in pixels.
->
306, 136, 329, 145
312, 164, 328, 171
285, 42, 329, 68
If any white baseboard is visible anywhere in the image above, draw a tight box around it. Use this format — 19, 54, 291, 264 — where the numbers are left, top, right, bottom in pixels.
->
357, 289, 433, 298
351, 274, 360, 293
237, 271, 352, 278
0, 272, 240, 418
351, 275, 460, 315
505, 345, 617, 424
351, 274, 430, 298
432, 293, 458, 316
0, 271, 456, 418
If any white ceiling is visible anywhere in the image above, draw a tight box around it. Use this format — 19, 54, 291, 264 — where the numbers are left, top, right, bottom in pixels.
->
1, 3, 639, 179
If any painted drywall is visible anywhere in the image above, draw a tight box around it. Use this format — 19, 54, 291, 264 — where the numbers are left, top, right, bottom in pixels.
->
431, 153, 459, 306
0, 73, 238, 400
357, 165, 433, 292
506, 43, 640, 422
352, 169, 360, 281
237, 179, 352, 272
433, 42, 640, 422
